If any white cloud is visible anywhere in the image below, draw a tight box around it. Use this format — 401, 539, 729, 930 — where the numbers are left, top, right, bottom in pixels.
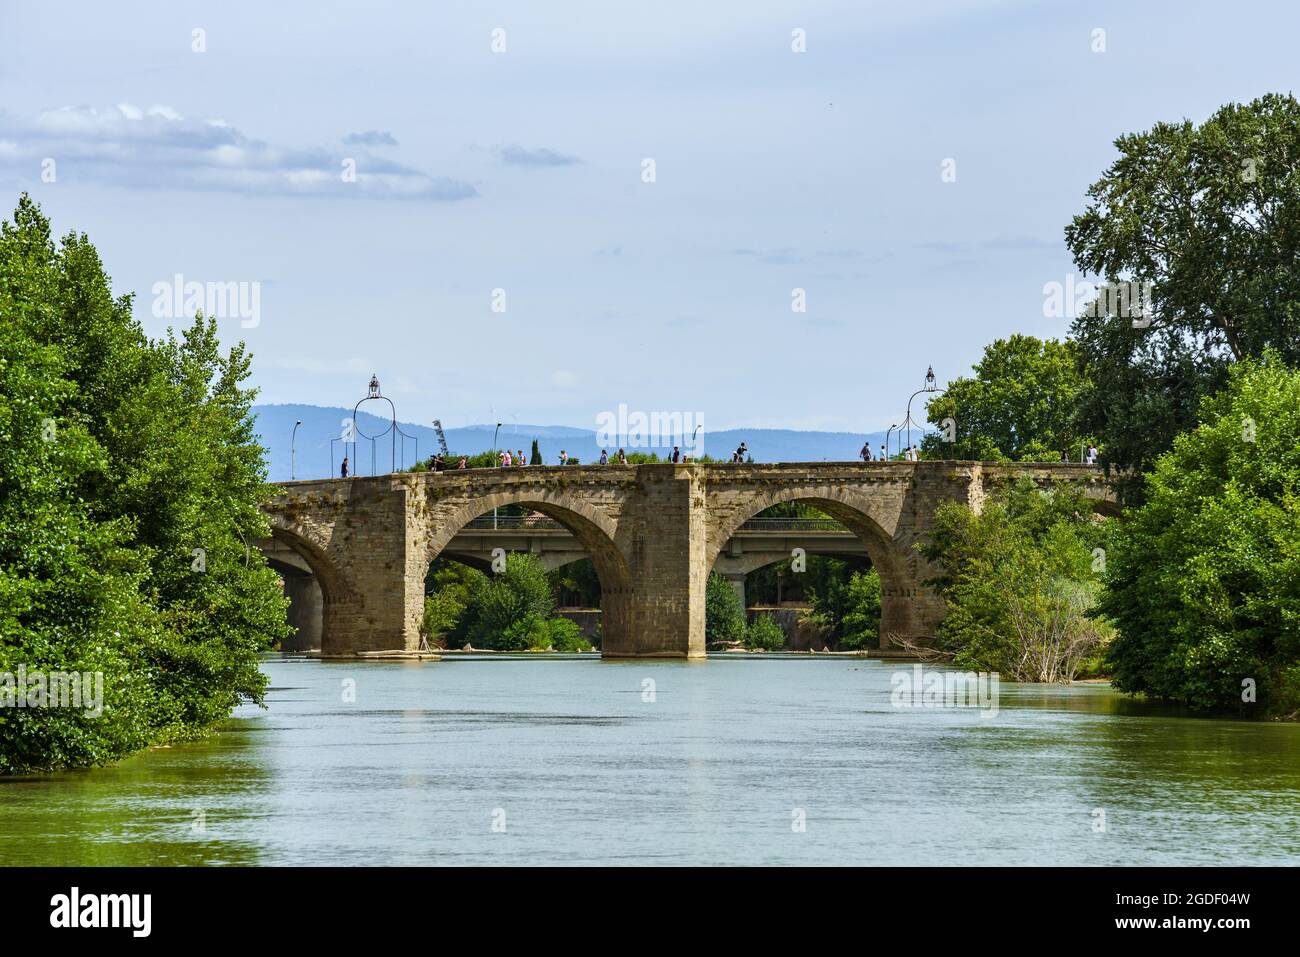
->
0, 104, 477, 200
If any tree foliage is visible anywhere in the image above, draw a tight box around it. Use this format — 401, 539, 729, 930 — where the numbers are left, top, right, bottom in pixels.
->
0, 195, 287, 773
1065, 93, 1300, 498
743, 614, 786, 651
1100, 355, 1300, 715
705, 573, 746, 645
922, 335, 1092, 461
921, 478, 1113, 681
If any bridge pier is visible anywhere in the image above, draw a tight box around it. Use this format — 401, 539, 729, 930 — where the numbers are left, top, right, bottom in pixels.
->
601, 467, 707, 658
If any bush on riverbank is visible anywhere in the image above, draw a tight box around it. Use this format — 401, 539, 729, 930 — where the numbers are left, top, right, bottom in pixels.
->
1101, 355, 1300, 717
705, 573, 746, 645
743, 614, 786, 651
423, 553, 591, 651
0, 196, 288, 774
921, 477, 1114, 682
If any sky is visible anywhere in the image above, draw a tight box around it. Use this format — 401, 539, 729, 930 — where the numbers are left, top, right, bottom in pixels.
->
2, 0, 1296, 434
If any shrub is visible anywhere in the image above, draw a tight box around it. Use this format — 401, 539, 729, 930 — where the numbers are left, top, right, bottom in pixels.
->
705, 573, 746, 645
744, 614, 786, 651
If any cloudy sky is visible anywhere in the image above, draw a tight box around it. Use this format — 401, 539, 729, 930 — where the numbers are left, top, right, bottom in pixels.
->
2, 1, 1295, 434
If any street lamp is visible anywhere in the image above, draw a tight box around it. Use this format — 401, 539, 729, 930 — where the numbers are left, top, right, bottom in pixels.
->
903, 366, 942, 457
291, 419, 302, 480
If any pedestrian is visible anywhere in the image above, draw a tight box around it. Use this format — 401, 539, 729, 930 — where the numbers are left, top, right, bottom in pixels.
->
671, 446, 681, 463
340, 456, 349, 478
433, 454, 445, 472
879, 443, 887, 462
1087, 444, 1098, 465
559, 449, 568, 465
457, 456, 467, 469
860, 441, 872, 462
616, 448, 627, 464
910, 445, 919, 462
1060, 448, 1069, 463
501, 450, 512, 467
732, 441, 747, 463
599, 449, 608, 465
517, 449, 526, 467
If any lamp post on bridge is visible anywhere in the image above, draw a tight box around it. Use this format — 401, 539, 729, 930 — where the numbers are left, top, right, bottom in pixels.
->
904, 366, 940, 456
291, 419, 302, 480
887, 366, 943, 460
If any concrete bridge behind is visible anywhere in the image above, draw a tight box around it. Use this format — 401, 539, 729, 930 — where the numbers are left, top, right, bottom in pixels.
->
259, 461, 1115, 658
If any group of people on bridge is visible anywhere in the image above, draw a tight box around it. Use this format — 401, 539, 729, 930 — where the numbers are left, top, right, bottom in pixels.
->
861, 442, 920, 462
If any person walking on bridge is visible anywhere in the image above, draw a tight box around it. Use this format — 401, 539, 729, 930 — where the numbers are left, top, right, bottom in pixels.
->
732, 441, 748, 463
340, 456, 349, 478
671, 446, 681, 463
860, 441, 872, 462
599, 449, 608, 465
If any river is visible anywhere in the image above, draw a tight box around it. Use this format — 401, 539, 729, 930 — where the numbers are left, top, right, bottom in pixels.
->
3, 655, 1298, 866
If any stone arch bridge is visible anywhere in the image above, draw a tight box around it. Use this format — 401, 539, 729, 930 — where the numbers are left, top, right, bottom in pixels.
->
259, 462, 1116, 658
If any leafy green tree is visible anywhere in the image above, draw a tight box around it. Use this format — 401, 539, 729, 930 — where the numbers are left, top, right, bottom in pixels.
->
421, 560, 484, 644
743, 614, 786, 651
0, 195, 286, 773
922, 335, 1091, 461
921, 478, 1113, 681
1065, 94, 1300, 498
459, 552, 556, 649
804, 563, 880, 650
548, 558, 601, 608
1101, 355, 1300, 715
705, 573, 746, 645
529, 439, 541, 465
837, 570, 882, 650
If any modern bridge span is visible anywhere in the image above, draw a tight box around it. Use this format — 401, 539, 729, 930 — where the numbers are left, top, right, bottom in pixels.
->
258, 461, 1116, 658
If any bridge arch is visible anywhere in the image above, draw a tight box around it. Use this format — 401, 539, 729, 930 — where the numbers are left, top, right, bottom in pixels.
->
707, 486, 934, 648
261, 516, 360, 657
421, 490, 634, 648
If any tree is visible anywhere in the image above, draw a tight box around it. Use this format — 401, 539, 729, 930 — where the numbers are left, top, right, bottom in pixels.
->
1065, 94, 1300, 497
837, 570, 882, 651
922, 335, 1091, 461
743, 614, 786, 651
460, 552, 555, 649
705, 573, 746, 645
1101, 355, 1300, 716
529, 439, 542, 465
921, 478, 1113, 681
0, 195, 287, 773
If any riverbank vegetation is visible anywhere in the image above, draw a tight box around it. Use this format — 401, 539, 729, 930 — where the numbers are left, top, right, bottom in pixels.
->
916, 94, 1300, 715
0, 196, 287, 774
422, 553, 589, 652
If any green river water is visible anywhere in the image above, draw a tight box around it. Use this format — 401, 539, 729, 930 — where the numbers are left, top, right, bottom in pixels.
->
2, 655, 1298, 866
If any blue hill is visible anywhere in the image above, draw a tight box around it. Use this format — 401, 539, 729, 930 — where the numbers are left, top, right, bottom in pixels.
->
253, 404, 910, 482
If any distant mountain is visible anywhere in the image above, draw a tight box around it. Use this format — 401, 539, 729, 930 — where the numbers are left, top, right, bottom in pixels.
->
253, 404, 910, 482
